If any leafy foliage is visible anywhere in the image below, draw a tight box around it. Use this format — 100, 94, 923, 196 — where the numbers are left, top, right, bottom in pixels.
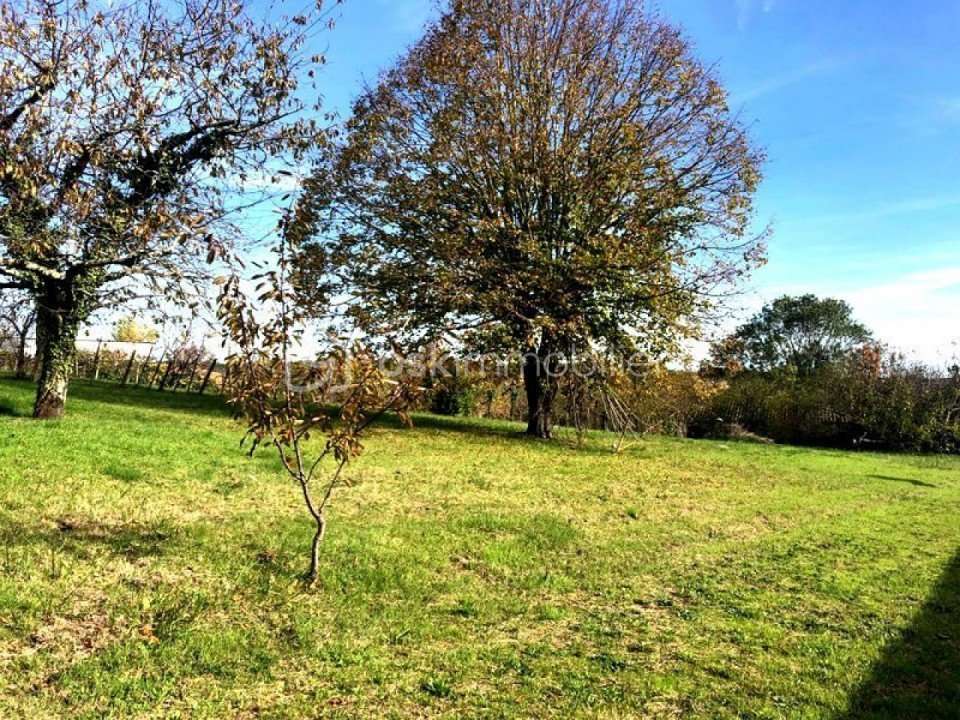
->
304, 0, 765, 437
712, 294, 873, 377
217, 213, 417, 582
0, 0, 330, 416
112, 316, 159, 343
697, 347, 960, 452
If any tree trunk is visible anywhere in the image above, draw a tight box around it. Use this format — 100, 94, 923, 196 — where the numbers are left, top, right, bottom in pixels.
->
523, 343, 557, 439
307, 513, 326, 584
33, 289, 82, 419
14, 331, 28, 379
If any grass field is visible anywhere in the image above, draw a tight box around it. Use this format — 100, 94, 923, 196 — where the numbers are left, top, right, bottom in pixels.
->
0, 377, 958, 719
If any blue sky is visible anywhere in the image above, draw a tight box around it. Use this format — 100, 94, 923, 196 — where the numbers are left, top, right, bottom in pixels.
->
308, 0, 960, 364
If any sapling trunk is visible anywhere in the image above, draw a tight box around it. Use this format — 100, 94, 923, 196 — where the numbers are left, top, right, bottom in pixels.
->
307, 514, 326, 583
298, 456, 345, 584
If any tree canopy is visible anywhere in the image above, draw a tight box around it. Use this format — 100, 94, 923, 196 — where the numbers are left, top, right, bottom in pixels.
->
113, 315, 159, 343
303, 0, 765, 437
0, 0, 327, 417
712, 294, 873, 377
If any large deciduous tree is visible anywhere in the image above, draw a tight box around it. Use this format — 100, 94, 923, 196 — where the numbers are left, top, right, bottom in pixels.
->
0, 0, 327, 418
714, 294, 873, 377
306, 0, 765, 438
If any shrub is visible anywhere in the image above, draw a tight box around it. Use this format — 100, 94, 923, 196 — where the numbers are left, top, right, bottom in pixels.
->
428, 374, 479, 416
694, 349, 960, 453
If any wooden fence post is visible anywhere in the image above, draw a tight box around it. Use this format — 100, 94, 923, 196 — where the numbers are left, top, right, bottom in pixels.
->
169, 363, 185, 391
136, 348, 153, 385
147, 352, 165, 388
92, 341, 103, 380
121, 350, 137, 385
184, 353, 202, 392
169, 356, 189, 391
197, 359, 218, 395
158, 356, 176, 391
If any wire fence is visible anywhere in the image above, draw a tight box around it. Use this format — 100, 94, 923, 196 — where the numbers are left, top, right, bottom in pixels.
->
0, 336, 224, 395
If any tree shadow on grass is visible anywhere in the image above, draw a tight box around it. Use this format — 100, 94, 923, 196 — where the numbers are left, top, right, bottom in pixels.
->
1, 515, 181, 561
0, 376, 32, 416
375, 411, 635, 456
1, 376, 231, 418
867, 474, 938, 489
838, 549, 960, 719
377, 410, 525, 441
67, 379, 231, 417
18, 377, 519, 439
5, 377, 632, 455
0, 399, 26, 417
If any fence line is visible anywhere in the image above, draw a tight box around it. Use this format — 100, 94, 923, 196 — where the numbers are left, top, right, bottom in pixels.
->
0, 338, 224, 396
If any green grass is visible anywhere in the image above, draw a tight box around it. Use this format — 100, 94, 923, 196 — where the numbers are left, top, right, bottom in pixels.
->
0, 377, 958, 719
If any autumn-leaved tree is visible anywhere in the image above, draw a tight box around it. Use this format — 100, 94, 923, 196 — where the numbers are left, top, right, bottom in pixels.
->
304, 0, 765, 438
0, 0, 329, 418
113, 315, 159, 344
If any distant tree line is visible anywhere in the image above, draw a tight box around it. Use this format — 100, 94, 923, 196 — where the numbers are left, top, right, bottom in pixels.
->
421, 295, 960, 453
696, 295, 959, 452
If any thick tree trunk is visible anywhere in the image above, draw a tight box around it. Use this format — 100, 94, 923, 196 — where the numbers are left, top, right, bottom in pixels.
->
523, 344, 557, 439
33, 292, 81, 419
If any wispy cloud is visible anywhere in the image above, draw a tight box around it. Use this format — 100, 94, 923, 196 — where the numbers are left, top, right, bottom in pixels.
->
735, 0, 778, 31
844, 268, 960, 364
892, 95, 960, 138
802, 193, 960, 226
731, 58, 843, 105
934, 96, 960, 123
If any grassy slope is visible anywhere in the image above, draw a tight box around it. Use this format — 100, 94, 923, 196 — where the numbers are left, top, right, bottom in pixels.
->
0, 378, 958, 719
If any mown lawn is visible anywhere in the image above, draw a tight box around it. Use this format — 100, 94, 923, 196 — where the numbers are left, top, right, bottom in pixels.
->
0, 377, 958, 719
